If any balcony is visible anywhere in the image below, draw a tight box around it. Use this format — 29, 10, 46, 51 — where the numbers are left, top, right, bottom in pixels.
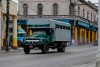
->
18, 15, 75, 20
18, 15, 97, 25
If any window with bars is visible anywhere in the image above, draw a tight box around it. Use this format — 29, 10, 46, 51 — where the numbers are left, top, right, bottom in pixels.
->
23, 4, 28, 15
53, 4, 58, 15
37, 4, 43, 15
91, 13, 92, 21
83, 9, 85, 18
78, 6, 80, 16
87, 11, 89, 20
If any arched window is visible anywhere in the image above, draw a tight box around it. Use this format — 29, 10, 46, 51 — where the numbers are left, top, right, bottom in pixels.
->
91, 13, 92, 21
53, 4, 58, 15
87, 11, 89, 19
94, 15, 96, 21
78, 6, 80, 16
83, 9, 85, 17
37, 4, 43, 15
23, 4, 28, 15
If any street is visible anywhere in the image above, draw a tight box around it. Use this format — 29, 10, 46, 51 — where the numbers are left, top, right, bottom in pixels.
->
0, 45, 97, 67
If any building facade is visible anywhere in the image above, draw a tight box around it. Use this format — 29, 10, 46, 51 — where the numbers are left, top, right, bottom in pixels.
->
0, 0, 18, 50
18, 0, 98, 45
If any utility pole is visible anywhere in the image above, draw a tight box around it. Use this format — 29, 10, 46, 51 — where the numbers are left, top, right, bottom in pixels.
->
0, 0, 2, 50
96, 0, 100, 67
5, 0, 10, 51
69, 0, 73, 45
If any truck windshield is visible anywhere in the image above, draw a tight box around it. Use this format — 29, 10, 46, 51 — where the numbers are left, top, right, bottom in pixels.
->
18, 34, 26, 37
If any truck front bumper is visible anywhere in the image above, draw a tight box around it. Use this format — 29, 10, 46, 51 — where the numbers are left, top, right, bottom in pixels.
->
24, 41, 44, 46
24, 43, 44, 49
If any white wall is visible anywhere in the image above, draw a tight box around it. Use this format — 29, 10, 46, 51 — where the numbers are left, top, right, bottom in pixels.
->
18, 0, 97, 22
18, 0, 70, 15
2, 0, 17, 15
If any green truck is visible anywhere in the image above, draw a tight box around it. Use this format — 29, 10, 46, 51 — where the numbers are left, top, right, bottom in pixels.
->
23, 19, 71, 54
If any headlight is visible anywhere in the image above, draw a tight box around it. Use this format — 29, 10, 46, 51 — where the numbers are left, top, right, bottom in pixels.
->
40, 39, 42, 42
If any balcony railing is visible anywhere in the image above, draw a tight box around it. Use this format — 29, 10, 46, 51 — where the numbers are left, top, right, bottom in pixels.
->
18, 15, 97, 25
18, 15, 76, 19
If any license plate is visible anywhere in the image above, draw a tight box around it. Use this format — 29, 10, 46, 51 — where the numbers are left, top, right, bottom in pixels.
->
29, 46, 33, 48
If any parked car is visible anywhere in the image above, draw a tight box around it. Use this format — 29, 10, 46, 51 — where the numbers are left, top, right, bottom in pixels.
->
9, 28, 26, 47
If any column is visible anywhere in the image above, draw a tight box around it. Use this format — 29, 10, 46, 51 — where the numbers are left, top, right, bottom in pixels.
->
92, 31, 95, 43
12, 16, 18, 49
96, 32, 98, 40
94, 32, 96, 42
80, 28, 82, 45
88, 30, 90, 44
74, 26, 78, 43
84, 29, 87, 44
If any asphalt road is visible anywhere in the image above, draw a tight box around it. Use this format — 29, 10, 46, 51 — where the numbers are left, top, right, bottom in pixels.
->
0, 46, 97, 67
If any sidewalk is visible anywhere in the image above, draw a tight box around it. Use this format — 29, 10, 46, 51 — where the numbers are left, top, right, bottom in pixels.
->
0, 48, 23, 53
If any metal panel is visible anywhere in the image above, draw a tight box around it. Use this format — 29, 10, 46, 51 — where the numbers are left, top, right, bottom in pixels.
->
55, 29, 71, 41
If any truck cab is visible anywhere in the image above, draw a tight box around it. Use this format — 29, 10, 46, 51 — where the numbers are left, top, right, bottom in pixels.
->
25, 31, 51, 45
23, 29, 52, 54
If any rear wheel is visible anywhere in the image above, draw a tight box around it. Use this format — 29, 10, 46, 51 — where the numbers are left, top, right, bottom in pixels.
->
57, 42, 66, 52
24, 46, 30, 54
41, 43, 49, 54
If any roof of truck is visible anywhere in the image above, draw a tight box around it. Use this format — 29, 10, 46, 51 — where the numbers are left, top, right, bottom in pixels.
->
18, 28, 26, 34
27, 18, 71, 28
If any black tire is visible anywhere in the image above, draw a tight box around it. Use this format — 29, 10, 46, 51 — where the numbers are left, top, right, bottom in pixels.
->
41, 43, 49, 54
24, 46, 30, 54
57, 42, 65, 52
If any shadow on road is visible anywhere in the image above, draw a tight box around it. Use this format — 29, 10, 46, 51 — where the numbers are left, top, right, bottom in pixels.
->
28, 51, 72, 55
29, 51, 58, 54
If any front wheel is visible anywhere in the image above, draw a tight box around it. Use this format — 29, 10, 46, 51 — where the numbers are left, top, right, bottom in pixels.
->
57, 42, 66, 52
41, 43, 49, 54
24, 46, 30, 54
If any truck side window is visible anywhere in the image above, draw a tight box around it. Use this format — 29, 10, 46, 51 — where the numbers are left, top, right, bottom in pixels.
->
60, 26, 63, 29
66, 27, 70, 30
63, 26, 65, 29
